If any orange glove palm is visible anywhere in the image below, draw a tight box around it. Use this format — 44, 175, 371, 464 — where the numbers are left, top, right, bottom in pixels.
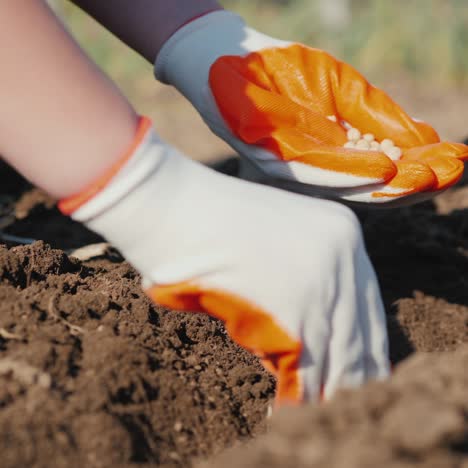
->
155, 11, 468, 205
210, 45, 468, 201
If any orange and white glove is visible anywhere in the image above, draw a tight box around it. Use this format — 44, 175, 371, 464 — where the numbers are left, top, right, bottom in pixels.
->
58, 117, 389, 405
155, 10, 468, 205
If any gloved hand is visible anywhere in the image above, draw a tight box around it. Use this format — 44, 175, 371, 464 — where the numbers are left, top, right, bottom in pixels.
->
59, 117, 390, 405
154, 11, 468, 206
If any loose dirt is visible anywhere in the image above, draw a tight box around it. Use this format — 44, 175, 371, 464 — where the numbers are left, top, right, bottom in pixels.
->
200, 348, 468, 468
0, 158, 467, 467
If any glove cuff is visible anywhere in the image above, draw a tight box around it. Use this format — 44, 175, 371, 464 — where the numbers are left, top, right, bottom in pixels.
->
58, 117, 166, 221
154, 11, 244, 85
56, 114, 239, 282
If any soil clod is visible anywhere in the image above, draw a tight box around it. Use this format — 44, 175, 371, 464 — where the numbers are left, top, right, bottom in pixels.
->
0, 159, 467, 467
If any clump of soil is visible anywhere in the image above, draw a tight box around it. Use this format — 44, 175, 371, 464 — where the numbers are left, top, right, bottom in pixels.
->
0, 242, 274, 468
200, 347, 468, 468
0, 158, 467, 467
359, 202, 468, 363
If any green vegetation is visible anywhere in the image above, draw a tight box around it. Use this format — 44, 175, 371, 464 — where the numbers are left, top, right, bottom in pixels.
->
53, 1, 153, 109
54, 0, 468, 105
221, 0, 468, 85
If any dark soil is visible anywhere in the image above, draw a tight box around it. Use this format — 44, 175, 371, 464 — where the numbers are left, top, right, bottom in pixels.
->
201, 347, 468, 468
0, 158, 467, 467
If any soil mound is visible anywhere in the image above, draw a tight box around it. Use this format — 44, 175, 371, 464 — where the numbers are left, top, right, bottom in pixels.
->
0, 158, 467, 467
200, 348, 468, 468
0, 241, 273, 468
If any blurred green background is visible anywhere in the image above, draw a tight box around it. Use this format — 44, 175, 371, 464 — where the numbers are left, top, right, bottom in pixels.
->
51, 0, 468, 160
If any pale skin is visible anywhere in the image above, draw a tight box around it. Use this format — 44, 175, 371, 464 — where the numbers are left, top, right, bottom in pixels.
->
0, 0, 220, 198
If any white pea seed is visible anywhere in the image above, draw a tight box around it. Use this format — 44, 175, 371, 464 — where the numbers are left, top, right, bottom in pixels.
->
327, 115, 338, 122
341, 127, 400, 156
380, 139, 394, 152
385, 146, 402, 160
347, 128, 361, 142
356, 139, 371, 150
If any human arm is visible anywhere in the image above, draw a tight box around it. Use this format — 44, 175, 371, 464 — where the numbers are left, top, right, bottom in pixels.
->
0, 0, 138, 198
59, 117, 390, 405
0, 1, 389, 405
68, 3, 468, 205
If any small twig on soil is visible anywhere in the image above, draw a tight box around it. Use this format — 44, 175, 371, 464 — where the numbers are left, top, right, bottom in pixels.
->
67, 242, 111, 261
48, 294, 85, 336
0, 196, 39, 245
0, 358, 51, 389
266, 404, 273, 419
0, 196, 15, 228
0, 328, 23, 341
0, 231, 37, 245
0, 201, 37, 245
0, 215, 15, 230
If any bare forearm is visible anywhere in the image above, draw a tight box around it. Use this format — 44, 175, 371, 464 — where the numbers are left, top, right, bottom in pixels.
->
70, 0, 223, 63
0, 0, 138, 198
